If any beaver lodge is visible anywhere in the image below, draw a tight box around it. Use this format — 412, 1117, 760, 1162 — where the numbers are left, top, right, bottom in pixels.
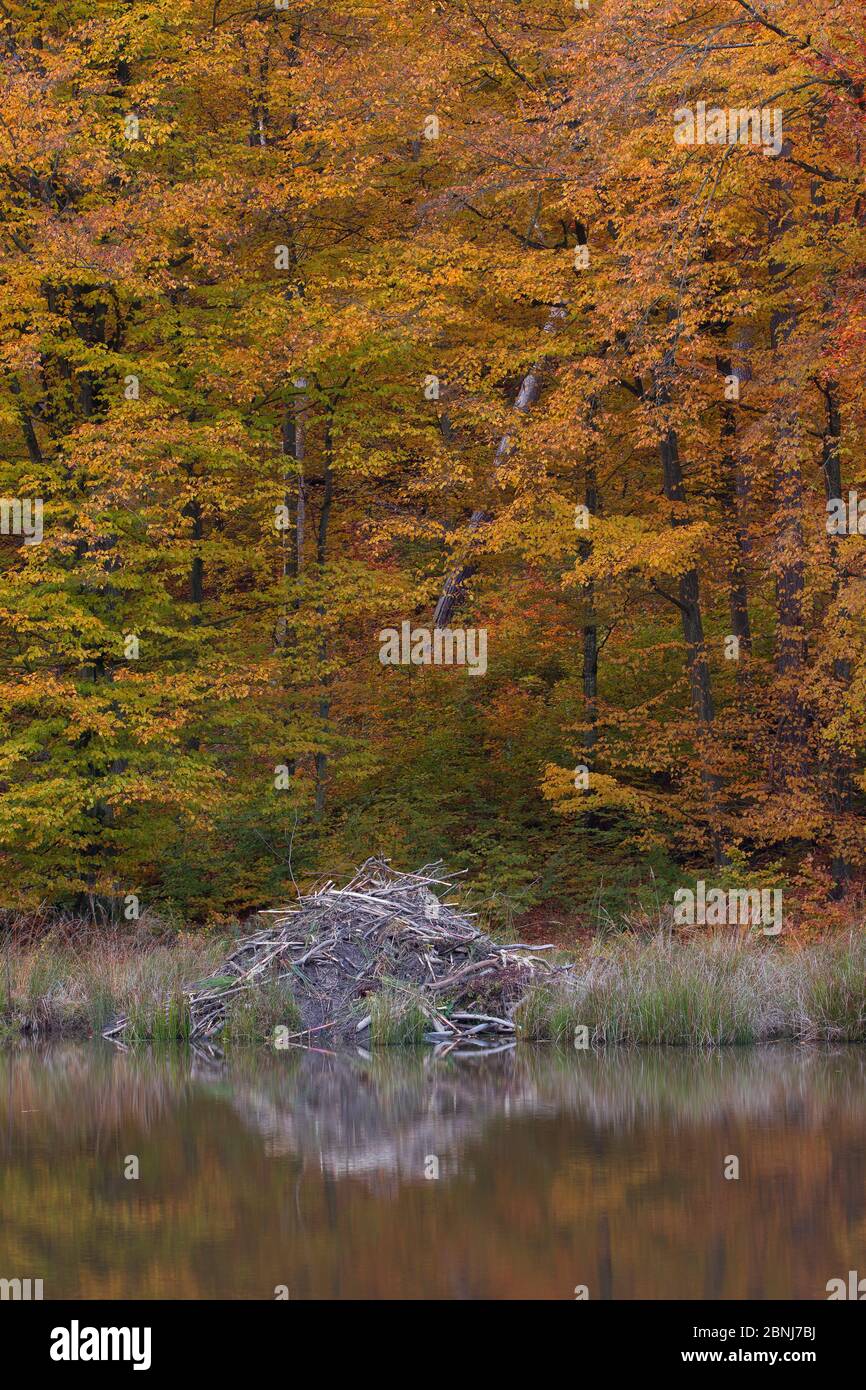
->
103, 860, 565, 1055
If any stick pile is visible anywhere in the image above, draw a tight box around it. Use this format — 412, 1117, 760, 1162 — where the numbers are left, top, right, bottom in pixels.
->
104, 859, 562, 1052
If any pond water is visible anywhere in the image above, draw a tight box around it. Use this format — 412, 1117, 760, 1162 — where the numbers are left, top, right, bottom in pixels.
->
1, 1042, 864, 1299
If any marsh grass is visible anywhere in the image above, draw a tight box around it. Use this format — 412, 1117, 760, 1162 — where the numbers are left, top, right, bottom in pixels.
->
367, 980, 429, 1046
788, 933, 866, 1041
125, 992, 192, 1043
515, 931, 866, 1046
221, 977, 303, 1042
0, 931, 225, 1036
3, 921, 866, 1048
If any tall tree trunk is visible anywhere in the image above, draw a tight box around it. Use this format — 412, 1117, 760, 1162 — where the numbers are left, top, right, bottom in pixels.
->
275, 377, 306, 652
7, 374, 43, 466
651, 366, 724, 865
716, 354, 752, 664
314, 422, 334, 818
768, 303, 808, 785
274, 380, 307, 785
820, 380, 853, 896
186, 498, 204, 606
433, 302, 565, 627
655, 413, 715, 729
580, 459, 599, 756
767, 167, 809, 787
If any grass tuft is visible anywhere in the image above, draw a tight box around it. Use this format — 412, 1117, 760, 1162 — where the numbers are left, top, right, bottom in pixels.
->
125, 992, 192, 1043
221, 977, 303, 1042
367, 980, 429, 1046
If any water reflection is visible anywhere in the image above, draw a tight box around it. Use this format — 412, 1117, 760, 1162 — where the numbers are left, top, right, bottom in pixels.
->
1, 1043, 864, 1298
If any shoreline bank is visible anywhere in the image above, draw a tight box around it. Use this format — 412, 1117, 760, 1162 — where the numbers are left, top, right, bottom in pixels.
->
2, 926, 864, 1047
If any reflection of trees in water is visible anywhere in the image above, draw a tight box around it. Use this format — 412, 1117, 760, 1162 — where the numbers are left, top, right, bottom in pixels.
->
0, 1041, 197, 1152
223, 1049, 545, 1180
217, 1045, 866, 1180
2, 1043, 866, 1297
2, 1043, 866, 1180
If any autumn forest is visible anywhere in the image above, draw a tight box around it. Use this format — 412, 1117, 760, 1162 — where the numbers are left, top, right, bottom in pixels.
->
1, 0, 865, 926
